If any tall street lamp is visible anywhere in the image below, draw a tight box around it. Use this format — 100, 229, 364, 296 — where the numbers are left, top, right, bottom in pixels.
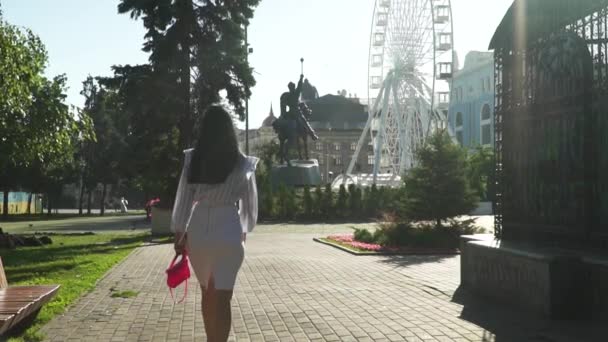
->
245, 25, 253, 155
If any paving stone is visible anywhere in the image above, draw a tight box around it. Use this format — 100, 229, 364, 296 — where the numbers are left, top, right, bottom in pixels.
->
40, 223, 605, 341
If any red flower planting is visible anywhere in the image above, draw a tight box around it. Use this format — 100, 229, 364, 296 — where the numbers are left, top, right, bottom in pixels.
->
327, 234, 392, 252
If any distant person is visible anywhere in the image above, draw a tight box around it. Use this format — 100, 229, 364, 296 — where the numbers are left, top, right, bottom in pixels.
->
172, 105, 259, 342
120, 197, 129, 213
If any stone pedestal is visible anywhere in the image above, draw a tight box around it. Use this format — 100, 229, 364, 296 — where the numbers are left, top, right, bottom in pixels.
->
460, 235, 607, 320
271, 159, 322, 188
151, 207, 172, 236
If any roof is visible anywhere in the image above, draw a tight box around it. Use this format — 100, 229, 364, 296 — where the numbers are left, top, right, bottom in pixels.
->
489, 0, 608, 49
307, 94, 367, 128
453, 51, 493, 77
261, 104, 276, 127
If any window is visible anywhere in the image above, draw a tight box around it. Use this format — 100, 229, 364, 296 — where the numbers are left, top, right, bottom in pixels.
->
482, 125, 492, 145
335, 156, 343, 166
316, 142, 323, 151
334, 143, 341, 151
480, 104, 492, 146
455, 112, 464, 146
456, 131, 464, 146
350, 142, 357, 151
456, 112, 463, 127
481, 104, 492, 120
372, 54, 383, 67
368, 155, 375, 165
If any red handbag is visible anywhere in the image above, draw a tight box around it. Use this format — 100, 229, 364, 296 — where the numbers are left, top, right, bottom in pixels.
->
166, 250, 190, 303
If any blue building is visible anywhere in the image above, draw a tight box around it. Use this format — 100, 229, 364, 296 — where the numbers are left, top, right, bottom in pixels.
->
448, 51, 495, 148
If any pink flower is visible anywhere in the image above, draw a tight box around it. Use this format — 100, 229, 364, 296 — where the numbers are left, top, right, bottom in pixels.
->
327, 234, 386, 252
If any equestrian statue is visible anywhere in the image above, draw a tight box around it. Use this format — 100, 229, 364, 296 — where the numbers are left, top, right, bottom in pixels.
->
272, 74, 319, 165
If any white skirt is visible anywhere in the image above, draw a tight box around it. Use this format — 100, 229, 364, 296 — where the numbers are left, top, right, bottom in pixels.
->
186, 205, 245, 290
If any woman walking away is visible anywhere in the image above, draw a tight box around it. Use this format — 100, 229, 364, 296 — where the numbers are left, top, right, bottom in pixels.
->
171, 105, 259, 342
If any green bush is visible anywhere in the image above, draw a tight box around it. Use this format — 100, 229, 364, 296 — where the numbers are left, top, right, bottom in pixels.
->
302, 186, 313, 219
348, 185, 362, 218
313, 185, 323, 217
374, 218, 483, 249
354, 228, 374, 243
320, 184, 334, 219
336, 184, 348, 217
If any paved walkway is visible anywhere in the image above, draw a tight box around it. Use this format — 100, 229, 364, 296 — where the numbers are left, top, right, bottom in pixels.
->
42, 224, 603, 342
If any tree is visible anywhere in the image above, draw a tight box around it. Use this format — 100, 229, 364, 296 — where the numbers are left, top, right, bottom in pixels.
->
302, 186, 313, 219
320, 184, 334, 219
364, 184, 379, 218
0, 15, 84, 217
277, 184, 296, 220
116, 0, 260, 206
467, 146, 495, 202
402, 130, 478, 227
0, 15, 47, 217
80, 77, 130, 216
348, 185, 362, 219
313, 185, 323, 217
336, 184, 348, 217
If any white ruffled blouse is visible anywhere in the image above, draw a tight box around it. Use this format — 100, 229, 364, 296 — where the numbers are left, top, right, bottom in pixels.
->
170, 149, 259, 233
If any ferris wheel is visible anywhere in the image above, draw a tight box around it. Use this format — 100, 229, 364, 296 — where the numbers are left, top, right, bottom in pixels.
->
347, 0, 454, 184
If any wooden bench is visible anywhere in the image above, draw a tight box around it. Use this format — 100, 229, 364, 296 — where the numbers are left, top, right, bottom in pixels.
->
0, 257, 60, 336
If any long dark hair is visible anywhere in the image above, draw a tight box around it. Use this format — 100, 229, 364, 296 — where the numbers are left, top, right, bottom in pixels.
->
188, 106, 240, 184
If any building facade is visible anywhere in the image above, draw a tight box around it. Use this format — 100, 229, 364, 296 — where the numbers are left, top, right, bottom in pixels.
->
306, 95, 374, 183
237, 105, 277, 156
448, 51, 495, 149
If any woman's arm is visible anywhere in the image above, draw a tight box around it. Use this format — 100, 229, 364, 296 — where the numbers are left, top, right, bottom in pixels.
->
171, 150, 195, 252
239, 158, 259, 234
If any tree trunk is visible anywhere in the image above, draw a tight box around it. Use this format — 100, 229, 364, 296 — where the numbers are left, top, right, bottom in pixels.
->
100, 184, 107, 216
2, 191, 8, 219
27, 193, 33, 215
47, 193, 52, 216
78, 181, 85, 215
87, 189, 92, 215
436, 219, 442, 228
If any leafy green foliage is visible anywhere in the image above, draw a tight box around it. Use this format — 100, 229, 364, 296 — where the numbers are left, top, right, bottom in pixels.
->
354, 219, 483, 249
276, 184, 296, 220
466, 146, 495, 202
402, 130, 478, 227
348, 185, 362, 219
302, 186, 313, 219
354, 228, 374, 243
313, 185, 323, 217
0, 17, 91, 216
336, 185, 348, 217
364, 184, 379, 218
320, 184, 334, 219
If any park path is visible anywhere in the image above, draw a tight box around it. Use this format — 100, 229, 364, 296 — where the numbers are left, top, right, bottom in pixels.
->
41, 223, 603, 342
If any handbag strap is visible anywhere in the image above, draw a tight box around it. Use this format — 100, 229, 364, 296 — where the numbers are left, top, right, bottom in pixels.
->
170, 279, 188, 304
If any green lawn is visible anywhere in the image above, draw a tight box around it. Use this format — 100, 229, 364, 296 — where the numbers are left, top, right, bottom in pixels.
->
0, 233, 163, 342
0, 215, 149, 235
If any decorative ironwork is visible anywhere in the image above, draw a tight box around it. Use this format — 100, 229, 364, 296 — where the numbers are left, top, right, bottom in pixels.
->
492, 1, 608, 248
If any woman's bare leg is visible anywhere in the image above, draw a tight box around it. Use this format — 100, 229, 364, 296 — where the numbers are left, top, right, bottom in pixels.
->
215, 289, 234, 342
201, 277, 216, 341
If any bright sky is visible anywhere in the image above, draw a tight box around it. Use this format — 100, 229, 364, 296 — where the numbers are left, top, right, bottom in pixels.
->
2, 0, 513, 129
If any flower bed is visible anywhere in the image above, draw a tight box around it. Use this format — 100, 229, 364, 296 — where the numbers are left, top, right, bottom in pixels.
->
322, 233, 459, 255
325, 234, 396, 253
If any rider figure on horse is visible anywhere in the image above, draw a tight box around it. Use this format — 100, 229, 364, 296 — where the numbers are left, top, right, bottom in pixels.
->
280, 74, 304, 139
274, 74, 319, 165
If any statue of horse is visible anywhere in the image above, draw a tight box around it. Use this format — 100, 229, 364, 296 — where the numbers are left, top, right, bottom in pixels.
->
272, 102, 319, 165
